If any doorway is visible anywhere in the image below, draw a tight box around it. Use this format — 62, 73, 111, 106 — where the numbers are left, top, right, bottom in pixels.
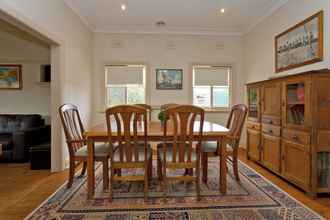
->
0, 8, 64, 172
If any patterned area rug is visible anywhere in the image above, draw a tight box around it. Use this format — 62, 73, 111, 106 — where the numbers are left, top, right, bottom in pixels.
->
26, 160, 323, 220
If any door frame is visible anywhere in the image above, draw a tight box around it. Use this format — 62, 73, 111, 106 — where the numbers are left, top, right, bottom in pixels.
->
0, 3, 66, 172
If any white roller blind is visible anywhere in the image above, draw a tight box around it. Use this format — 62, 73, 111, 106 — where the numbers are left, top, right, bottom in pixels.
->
194, 66, 230, 86
106, 65, 144, 85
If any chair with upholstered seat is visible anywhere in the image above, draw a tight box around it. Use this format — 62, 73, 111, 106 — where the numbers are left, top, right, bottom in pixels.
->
106, 105, 152, 202
201, 104, 247, 183
157, 105, 204, 201
59, 104, 111, 189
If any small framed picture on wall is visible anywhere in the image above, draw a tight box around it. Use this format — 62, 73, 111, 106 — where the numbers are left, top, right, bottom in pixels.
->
0, 64, 22, 90
156, 69, 183, 90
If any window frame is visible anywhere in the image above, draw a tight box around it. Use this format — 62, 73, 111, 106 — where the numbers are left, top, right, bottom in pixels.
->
192, 65, 232, 112
105, 65, 147, 107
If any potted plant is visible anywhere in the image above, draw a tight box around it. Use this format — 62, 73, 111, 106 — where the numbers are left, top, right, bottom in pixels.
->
158, 111, 167, 127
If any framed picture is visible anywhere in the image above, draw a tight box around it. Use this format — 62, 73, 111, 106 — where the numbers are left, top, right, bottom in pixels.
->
0, 64, 22, 90
275, 11, 323, 73
156, 69, 183, 90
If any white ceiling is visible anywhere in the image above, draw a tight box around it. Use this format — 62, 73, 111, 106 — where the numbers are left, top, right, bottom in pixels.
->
64, 0, 288, 35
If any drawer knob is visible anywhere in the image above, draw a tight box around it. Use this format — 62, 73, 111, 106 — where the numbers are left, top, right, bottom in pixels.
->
268, 130, 273, 134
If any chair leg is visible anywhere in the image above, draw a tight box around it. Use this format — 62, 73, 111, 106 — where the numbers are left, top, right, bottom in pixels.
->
144, 164, 149, 202
109, 167, 114, 202
67, 159, 75, 188
163, 162, 168, 200
103, 158, 109, 190
157, 154, 162, 181
196, 166, 201, 201
148, 156, 153, 181
233, 149, 240, 181
202, 153, 208, 183
80, 161, 87, 177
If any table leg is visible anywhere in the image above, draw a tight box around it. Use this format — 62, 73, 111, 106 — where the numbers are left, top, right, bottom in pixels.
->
219, 137, 227, 193
87, 139, 95, 199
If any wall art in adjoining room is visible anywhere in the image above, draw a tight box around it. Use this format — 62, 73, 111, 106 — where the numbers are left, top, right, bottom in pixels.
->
0, 64, 22, 90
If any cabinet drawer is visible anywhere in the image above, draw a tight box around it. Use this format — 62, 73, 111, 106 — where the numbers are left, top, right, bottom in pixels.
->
262, 124, 281, 137
282, 129, 310, 145
246, 121, 261, 130
262, 115, 281, 126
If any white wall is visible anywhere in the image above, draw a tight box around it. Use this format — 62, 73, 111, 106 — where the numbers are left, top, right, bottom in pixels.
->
92, 33, 245, 127
244, 0, 330, 83
0, 0, 93, 171
0, 29, 50, 117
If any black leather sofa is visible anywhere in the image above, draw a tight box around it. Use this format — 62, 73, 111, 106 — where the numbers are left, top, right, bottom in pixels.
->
0, 114, 51, 162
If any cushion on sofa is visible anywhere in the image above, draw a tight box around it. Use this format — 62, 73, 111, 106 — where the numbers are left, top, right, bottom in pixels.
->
0, 134, 13, 151
0, 114, 49, 162
0, 115, 43, 134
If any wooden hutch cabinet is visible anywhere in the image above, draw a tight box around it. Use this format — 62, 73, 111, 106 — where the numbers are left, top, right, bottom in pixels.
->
246, 69, 330, 196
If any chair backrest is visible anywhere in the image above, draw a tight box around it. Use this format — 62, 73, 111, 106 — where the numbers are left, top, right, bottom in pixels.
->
105, 105, 148, 163
134, 104, 152, 122
163, 105, 204, 163
160, 103, 178, 111
59, 104, 85, 155
226, 104, 248, 147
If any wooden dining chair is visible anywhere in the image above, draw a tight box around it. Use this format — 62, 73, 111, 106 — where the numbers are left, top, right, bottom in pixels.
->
59, 104, 110, 189
157, 105, 204, 201
201, 104, 247, 183
160, 103, 178, 111
156, 103, 179, 147
134, 104, 152, 122
105, 105, 152, 202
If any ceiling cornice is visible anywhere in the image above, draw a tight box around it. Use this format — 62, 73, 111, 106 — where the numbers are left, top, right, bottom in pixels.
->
243, 0, 289, 35
63, 0, 94, 31
64, 0, 289, 36
94, 28, 243, 37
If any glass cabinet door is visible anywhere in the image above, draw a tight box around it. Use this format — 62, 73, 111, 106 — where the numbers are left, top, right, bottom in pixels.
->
283, 78, 311, 128
248, 87, 260, 121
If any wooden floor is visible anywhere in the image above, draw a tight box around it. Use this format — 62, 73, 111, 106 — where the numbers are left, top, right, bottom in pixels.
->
0, 149, 330, 220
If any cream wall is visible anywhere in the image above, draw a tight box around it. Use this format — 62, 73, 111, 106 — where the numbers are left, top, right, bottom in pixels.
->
244, 0, 330, 82
0, 0, 93, 171
92, 33, 245, 128
1, 0, 327, 170
0, 29, 50, 117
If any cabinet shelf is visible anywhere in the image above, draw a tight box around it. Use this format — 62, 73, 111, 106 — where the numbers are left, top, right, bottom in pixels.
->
287, 101, 305, 105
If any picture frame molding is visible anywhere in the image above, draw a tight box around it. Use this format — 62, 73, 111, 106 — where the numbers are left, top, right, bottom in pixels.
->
275, 10, 324, 73
0, 64, 22, 90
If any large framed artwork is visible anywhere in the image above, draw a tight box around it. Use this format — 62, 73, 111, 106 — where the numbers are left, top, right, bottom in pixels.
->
275, 11, 323, 73
156, 69, 183, 90
0, 64, 22, 90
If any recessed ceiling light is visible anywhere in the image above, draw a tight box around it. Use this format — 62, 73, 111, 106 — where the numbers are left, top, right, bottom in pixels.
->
155, 21, 166, 27
121, 4, 126, 11
220, 8, 225, 13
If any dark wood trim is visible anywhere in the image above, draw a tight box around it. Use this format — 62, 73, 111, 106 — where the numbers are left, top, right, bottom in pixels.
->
246, 69, 330, 86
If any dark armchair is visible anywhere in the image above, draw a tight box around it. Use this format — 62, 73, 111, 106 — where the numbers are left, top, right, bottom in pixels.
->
0, 114, 51, 162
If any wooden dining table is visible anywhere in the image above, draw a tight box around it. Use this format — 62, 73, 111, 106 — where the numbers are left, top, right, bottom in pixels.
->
85, 121, 229, 199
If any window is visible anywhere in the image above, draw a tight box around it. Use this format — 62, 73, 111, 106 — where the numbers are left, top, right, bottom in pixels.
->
105, 65, 146, 106
193, 65, 231, 110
